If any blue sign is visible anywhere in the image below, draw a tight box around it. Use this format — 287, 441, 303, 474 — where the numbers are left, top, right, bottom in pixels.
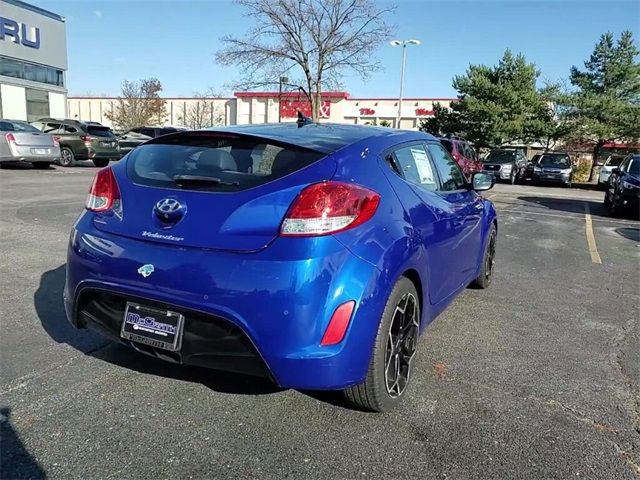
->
0, 16, 40, 49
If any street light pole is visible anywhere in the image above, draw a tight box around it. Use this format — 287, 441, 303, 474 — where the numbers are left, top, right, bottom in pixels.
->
390, 39, 421, 129
278, 76, 288, 123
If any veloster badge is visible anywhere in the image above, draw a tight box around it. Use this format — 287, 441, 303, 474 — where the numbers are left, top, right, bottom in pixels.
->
137, 264, 155, 278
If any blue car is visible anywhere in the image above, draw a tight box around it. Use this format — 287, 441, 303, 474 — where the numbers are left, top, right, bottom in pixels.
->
65, 123, 497, 411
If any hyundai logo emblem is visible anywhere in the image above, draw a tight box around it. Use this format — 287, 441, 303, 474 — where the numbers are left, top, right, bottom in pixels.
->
156, 198, 182, 213
154, 198, 186, 224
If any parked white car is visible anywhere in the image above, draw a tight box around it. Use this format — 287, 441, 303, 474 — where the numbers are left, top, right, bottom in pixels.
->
598, 154, 626, 187
0, 119, 60, 168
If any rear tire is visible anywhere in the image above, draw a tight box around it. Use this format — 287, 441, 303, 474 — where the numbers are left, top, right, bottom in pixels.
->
32, 162, 51, 170
92, 159, 109, 168
59, 147, 75, 167
509, 170, 516, 185
343, 277, 420, 412
470, 224, 497, 289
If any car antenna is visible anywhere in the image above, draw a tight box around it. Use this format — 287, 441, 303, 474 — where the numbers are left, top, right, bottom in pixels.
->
297, 111, 313, 128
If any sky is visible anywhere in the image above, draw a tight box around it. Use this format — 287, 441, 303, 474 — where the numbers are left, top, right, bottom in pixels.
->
29, 0, 640, 98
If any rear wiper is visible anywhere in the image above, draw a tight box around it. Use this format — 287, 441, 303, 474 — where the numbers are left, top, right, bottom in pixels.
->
172, 175, 239, 187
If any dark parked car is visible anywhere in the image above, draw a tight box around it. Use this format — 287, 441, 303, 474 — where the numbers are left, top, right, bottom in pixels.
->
65, 123, 498, 412
31, 119, 120, 167
531, 152, 573, 187
604, 154, 640, 216
482, 149, 527, 184
438, 137, 482, 178
117, 126, 184, 156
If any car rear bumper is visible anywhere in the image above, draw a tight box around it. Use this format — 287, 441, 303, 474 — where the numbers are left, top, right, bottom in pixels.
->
65, 213, 386, 390
0, 155, 59, 163
89, 150, 122, 160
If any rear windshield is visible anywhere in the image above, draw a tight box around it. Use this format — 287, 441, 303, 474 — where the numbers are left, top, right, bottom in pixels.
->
440, 139, 453, 154
157, 128, 179, 136
0, 120, 40, 132
127, 133, 325, 192
87, 126, 115, 138
539, 155, 571, 168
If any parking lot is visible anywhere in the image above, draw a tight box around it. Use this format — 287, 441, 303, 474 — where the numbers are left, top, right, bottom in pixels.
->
1, 163, 639, 479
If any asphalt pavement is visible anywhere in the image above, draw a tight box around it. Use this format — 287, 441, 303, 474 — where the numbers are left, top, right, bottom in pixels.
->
1, 162, 639, 479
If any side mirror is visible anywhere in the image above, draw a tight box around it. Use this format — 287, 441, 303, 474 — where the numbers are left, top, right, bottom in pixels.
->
611, 167, 621, 175
471, 172, 494, 191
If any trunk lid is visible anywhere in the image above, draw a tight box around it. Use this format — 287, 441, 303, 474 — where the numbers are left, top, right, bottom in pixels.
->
11, 131, 56, 147
92, 131, 335, 252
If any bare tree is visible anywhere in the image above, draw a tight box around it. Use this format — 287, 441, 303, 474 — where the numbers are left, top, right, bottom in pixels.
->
105, 78, 167, 130
216, 0, 394, 121
178, 91, 225, 129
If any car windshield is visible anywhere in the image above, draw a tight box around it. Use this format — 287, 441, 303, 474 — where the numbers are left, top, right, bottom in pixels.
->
127, 132, 325, 192
539, 155, 571, 168
0, 120, 40, 132
605, 155, 625, 167
484, 151, 516, 163
87, 126, 116, 138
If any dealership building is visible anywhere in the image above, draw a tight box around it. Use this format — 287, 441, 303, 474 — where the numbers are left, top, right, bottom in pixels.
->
67, 93, 455, 129
0, 0, 67, 121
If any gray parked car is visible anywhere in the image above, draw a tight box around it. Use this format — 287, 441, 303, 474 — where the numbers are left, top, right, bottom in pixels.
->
0, 119, 60, 168
482, 149, 528, 184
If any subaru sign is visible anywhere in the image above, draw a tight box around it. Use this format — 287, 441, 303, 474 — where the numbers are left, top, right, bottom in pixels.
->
0, 16, 40, 49
0, 0, 67, 70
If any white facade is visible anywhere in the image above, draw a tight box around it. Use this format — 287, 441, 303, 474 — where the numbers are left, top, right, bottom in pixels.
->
67, 93, 455, 129
0, 0, 68, 121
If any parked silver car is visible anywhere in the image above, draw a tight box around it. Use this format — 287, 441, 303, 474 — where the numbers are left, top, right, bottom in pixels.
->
0, 119, 60, 168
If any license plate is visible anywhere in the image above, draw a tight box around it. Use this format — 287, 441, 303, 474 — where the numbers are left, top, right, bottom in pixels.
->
121, 302, 184, 351
101, 141, 114, 147
32, 148, 50, 155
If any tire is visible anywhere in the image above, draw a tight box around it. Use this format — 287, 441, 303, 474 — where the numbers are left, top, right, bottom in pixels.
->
343, 277, 420, 412
470, 224, 497, 289
509, 170, 516, 185
32, 162, 51, 170
603, 191, 611, 208
59, 147, 75, 167
92, 159, 109, 168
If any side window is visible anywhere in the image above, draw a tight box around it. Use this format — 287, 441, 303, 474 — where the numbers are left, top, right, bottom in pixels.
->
389, 144, 438, 191
43, 122, 61, 133
63, 125, 78, 133
140, 128, 155, 137
426, 142, 467, 191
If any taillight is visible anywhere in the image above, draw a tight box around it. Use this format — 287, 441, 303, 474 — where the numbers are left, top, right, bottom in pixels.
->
52, 135, 60, 147
86, 167, 121, 215
5, 132, 17, 154
281, 181, 380, 237
81, 135, 94, 145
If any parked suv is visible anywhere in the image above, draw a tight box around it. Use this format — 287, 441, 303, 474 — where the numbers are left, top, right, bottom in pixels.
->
117, 126, 184, 156
482, 149, 528, 184
438, 137, 482, 178
31, 119, 120, 167
531, 152, 573, 187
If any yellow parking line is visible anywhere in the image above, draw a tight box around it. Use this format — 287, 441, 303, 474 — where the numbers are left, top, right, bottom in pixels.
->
584, 203, 602, 265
